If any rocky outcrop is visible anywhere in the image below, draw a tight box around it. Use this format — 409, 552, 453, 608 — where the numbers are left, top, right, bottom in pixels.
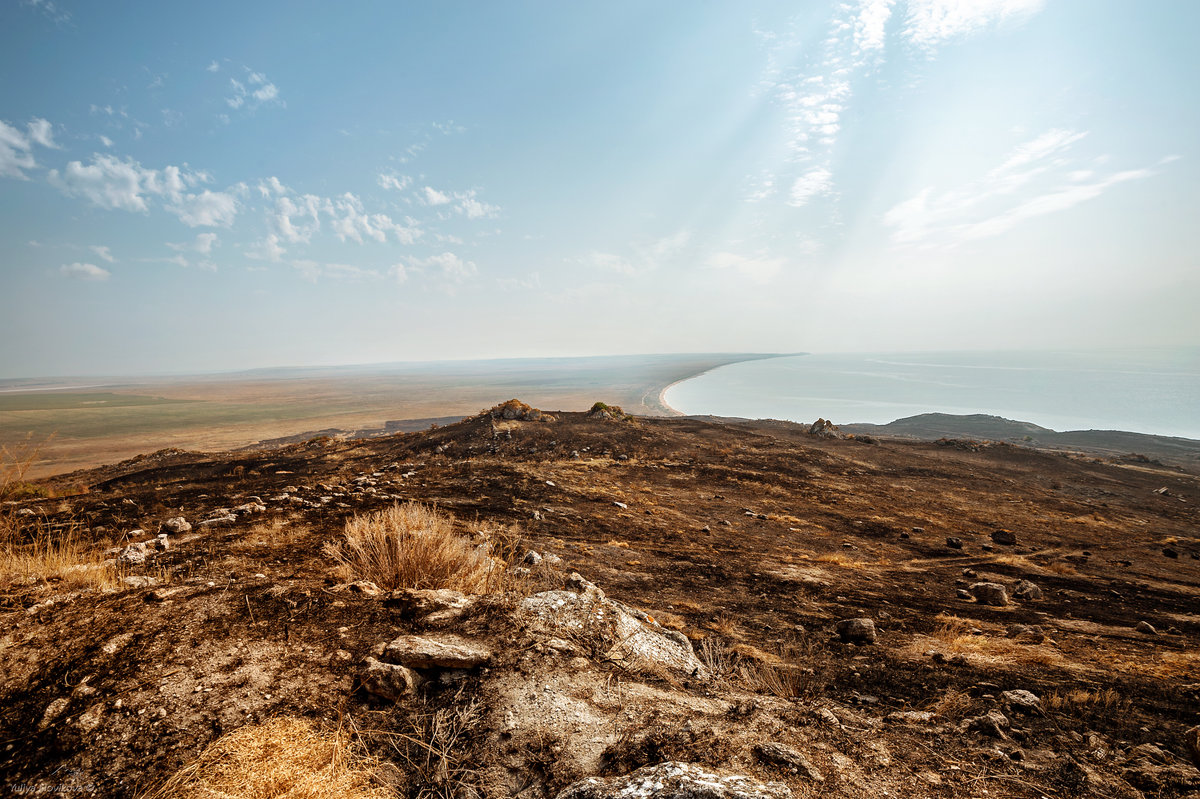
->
556, 762, 791, 799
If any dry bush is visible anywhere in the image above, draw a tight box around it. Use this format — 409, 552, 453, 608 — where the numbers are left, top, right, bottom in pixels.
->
708, 615, 745, 639
371, 695, 481, 799
736, 659, 807, 699
1, 434, 51, 501
324, 503, 498, 593
0, 517, 119, 592
139, 716, 390, 799
927, 688, 974, 721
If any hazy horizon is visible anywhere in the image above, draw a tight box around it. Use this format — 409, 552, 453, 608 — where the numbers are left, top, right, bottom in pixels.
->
2, 1, 1198, 378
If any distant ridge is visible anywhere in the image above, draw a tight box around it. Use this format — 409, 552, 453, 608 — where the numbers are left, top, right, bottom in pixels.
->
842, 412, 1200, 471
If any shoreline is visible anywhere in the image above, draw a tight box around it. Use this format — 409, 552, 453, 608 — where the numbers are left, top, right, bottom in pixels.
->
654, 353, 800, 417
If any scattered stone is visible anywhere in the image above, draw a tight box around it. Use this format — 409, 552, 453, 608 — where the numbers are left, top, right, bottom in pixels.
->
613, 501, 628, 510
199, 514, 236, 527
543, 553, 564, 566
39, 698, 70, 731
556, 761, 792, 799
154, 534, 170, 551
361, 657, 419, 701
755, 743, 824, 782
1185, 725, 1200, 768
145, 587, 183, 603
121, 576, 158, 589
835, 617, 877, 645
1000, 689, 1042, 714
1006, 624, 1045, 643
346, 580, 382, 596
1136, 621, 1158, 635
956, 589, 973, 601
383, 635, 492, 669
386, 589, 478, 626
524, 550, 544, 566
966, 710, 1010, 738
991, 529, 1017, 546
234, 502, 267, 515
1162, 547, 1179, 559
962, 568, 977, 578
1012, 580, 1043, 601
945, 537, 963, 549
161, 517, 191, 534
117, 542, 150, 565
970, 582, 1009, 606
886, 711, 936, 725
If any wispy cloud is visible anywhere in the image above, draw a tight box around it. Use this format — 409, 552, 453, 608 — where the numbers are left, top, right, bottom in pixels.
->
89, 245, 115, 263
707, 251, 787, 284
788, 167, 834, 207
60, 262, 110, 281
378, 173, 411, 191
903, 0, 1046, 53
883, 129, 1160, 247
0, 118, 60, 179
400, 252, 477, 284
291, 260, 381, 283
225, 69, 284, 112
23, 0, 70, 24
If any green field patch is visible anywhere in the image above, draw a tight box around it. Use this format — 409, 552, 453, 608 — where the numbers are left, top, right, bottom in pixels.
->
0, 392, 192, 412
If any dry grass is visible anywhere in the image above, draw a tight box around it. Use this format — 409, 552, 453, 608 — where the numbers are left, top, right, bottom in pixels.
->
0, 517, 119, 592
233, 518, 310, 552
1043, 688, 1126, 713
139, 716, 391, 799
911, 613, 1063, 668
927, 688, 974, 721
369, 695, 481, 799
324, 503, 499, 593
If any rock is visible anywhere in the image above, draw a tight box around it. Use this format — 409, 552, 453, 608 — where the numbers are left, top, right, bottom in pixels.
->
154, 534, 170, 551
1012, 580, 1043, 601
383, 635, 492, 669
966, 710, 1010, 738
161, 517, 191, 534
970, 582, 1009, 606
565, 572, 603, 597
835, 617, 877, 645
117, 542, 151, 565
39, 698, 70, 731
524, 550, 543, 566
808, 418, 840, 439
556, 762, 792, 799
519, 589, 705, 678
991, 529, 1017, 546
121, 575, 158, 589
1136, 620, 1158, 635
543, 553, 563, 566
361, 657, 419, 701
199, 514, 237, 527
613, 501, 628, 509
945, 537, 963, 549
1000, 689, 1042, 714
1185, 725, 1200, 768
886, 711, 936, 725
1162, 547, 1179, 558
234, 502, 267, 515
346, 580, 382, 596
1005, 624, 1045, 643
956, 589, 973, 600
755, 743, 824, 782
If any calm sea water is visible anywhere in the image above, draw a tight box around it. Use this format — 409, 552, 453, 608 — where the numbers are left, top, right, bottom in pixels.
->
663, 349, 1200, 440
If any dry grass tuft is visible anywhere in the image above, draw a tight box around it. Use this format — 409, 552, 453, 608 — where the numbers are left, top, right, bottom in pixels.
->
371, 696, 481, 799
0, 517, 119, 592
915, 614, 1062, 668
927, 688, 974, 721
140, 716, 391, 799
1043, 688, 1126, 713
324, 503, 499, 593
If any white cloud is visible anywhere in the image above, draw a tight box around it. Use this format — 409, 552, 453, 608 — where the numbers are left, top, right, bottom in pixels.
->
24, 0, 70, 23
788, 167, 834, 207
206, 60, 220, 73
60, 262, 110, 281
169, 232, 218, 254
274, 194, 324, 243
99, 135, 113, 148
49, 155, 161, 211
854, 0, 897, 56
884, 129, 1159, 247
402, 252, 477, 283
226, 69, 283, 112
423, 186, 452, 205
168, 190, 238, 227
454, 189, 500, 219
903, 0, 1046, 52
89, 245, 115, 262
389, 263, 408, 283
247, 234, 286, 262
707, 251, 787, 284
26, 118, 58, 149
378, 173, 411, 191
0, 121, 36, 179
257, 176, 287, 197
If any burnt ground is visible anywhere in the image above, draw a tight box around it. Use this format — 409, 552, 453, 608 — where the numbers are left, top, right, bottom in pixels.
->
2, 408, 1199, 798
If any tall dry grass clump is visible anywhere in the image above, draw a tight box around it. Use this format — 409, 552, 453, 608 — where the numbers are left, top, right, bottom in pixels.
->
324, 503, 496, 593
0, 516, 118, 592
140, 716, 391, 799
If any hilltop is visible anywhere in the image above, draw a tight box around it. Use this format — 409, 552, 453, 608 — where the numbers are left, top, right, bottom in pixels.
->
2, 404, 1199, 798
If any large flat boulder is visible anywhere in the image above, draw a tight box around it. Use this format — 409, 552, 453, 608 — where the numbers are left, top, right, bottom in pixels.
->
383, 634, 492, 669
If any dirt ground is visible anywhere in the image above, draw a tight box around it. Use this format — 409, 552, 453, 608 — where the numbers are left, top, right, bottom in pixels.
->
2, 407, 1198, 798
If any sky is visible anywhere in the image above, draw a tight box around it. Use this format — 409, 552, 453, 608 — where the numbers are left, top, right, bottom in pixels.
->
1, 0, 1198, 377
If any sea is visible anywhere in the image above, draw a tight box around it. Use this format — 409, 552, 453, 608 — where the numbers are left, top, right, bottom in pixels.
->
663, 349, 1200, 441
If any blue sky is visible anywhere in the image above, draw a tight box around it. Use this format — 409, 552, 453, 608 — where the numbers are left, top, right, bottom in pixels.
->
1, 0, 1197, 377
